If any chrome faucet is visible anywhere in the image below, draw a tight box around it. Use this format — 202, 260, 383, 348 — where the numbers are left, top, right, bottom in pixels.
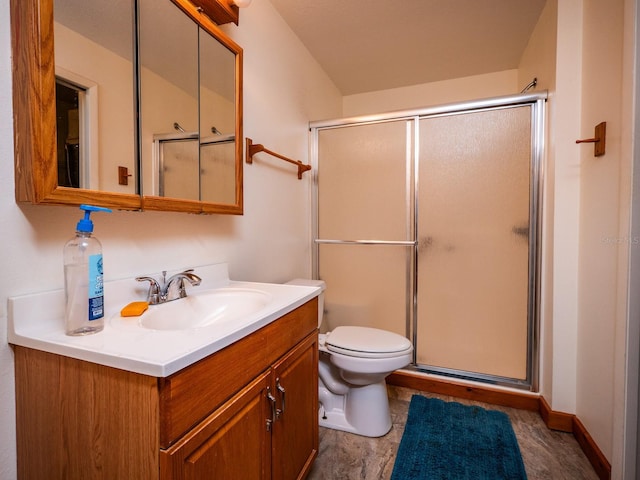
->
136, 269, 202, 305
165, 270, 202, 302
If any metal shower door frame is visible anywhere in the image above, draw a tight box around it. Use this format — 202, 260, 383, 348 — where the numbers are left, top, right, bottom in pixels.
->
310, 92, 546, 391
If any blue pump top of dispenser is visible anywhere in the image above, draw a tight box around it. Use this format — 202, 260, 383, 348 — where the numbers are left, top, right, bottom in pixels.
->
77, 204, 112, 233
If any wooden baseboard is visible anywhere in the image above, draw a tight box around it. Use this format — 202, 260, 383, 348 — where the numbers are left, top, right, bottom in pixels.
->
539, 396, 573, 432
387, 370, 611, 480
573, 416, 612, 480
386, 371, 540, 411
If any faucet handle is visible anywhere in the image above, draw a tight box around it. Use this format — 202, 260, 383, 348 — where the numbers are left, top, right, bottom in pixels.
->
136, 276, 162, 305
172, 277, 190, 300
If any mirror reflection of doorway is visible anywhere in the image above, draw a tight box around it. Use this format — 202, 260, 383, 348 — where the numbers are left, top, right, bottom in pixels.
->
55, 79, 82, 188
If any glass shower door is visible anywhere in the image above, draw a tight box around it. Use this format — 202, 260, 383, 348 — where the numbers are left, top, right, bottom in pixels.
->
416, 106, 533, 380
316, 120, 414, 337
312, 95, 543, 388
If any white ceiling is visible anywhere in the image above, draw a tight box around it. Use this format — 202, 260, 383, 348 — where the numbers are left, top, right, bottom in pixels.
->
269, 0, 547, 96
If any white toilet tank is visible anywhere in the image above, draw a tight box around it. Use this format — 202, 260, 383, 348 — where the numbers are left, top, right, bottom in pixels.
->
286, 279, 325, 328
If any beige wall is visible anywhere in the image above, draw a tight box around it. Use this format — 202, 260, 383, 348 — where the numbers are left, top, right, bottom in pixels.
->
342, 69, 518, 117
577, 0, 628, 465
518, 0, 557, 92
524, 0, 632, 468
0, 1, 341, 478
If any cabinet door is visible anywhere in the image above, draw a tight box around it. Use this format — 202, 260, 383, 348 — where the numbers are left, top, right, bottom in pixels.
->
161, 371, 272, 480
271, 333, 319, 480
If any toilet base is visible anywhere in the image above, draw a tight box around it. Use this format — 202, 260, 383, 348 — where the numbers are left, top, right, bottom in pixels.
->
318, 380, 392, 437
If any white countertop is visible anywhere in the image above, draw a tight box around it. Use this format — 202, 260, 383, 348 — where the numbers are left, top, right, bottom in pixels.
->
8, 264, 321, 377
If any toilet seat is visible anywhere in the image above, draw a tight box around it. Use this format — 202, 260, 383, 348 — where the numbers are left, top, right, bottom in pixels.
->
325, 326, 413, 359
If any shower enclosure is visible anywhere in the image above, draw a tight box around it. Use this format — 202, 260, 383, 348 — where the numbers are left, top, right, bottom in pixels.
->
310, 93, 545, 389
153, 133, 236, 202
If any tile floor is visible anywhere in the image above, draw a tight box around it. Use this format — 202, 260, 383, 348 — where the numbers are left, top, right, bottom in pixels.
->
307, 385, 599, 479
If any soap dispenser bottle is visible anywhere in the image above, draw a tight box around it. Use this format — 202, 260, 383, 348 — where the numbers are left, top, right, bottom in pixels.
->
64, 204, 112, 336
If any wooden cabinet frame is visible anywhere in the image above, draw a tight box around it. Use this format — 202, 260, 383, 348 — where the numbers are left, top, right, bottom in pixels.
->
10, 0, 244, 214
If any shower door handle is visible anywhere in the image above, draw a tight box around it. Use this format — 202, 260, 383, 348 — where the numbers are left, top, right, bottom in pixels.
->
417, 236, 433, 253
511, 224, 529, 238
418, 236, 457, 253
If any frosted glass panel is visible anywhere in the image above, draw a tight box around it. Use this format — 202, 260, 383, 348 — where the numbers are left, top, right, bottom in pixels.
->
417, 107, 531, 379
317, 121, 411, 240
160, 139, 199, 200
318, 244, 411, 336
200, 140, 235, 203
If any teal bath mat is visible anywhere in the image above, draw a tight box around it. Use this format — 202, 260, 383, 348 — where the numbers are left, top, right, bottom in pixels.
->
391, 395, 527, 480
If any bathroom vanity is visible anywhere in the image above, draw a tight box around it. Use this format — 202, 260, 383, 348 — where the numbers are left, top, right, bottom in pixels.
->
9, 266, 320, 479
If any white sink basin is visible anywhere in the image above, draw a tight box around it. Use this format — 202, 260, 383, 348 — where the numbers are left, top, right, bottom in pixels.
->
9, 263, 323, 377
112, 287, 272, 331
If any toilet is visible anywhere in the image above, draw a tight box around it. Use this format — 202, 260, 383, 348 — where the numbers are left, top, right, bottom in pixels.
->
287, 279, 413, 437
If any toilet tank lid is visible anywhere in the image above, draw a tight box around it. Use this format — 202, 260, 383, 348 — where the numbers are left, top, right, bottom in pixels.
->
286, 278, 326, 291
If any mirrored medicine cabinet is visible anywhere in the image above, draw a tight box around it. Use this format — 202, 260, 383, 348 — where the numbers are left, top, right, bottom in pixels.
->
11, 0, 244, 214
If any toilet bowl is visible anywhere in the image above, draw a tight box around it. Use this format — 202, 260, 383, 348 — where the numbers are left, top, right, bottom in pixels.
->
287, 279, 413, 437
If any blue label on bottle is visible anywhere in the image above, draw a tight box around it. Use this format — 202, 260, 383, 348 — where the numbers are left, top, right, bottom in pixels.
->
88, 254, 104, 321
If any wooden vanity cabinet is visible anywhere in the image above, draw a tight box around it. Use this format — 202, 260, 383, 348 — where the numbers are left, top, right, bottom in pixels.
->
160, 333, 318, 479
14, 299, 318, 480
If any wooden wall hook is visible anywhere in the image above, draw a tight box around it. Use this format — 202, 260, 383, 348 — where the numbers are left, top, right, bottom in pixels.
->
576, 122, 606, 157
118, 166, 133, 186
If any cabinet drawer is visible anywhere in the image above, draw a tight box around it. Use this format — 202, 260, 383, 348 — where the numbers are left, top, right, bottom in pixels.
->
159, 298, 318, 448
264, 298, 317, 365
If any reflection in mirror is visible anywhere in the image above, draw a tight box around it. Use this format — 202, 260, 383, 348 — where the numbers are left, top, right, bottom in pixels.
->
53, 0, 136, 193
140, 0, 239, 204
199, 27, 237, 204
140, 0, 199, 200
55, 80, 81, 188
15, 0, 242, 212
154, 132, 199, 199
153, 132, 236, 202
200, 136, 236, 203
